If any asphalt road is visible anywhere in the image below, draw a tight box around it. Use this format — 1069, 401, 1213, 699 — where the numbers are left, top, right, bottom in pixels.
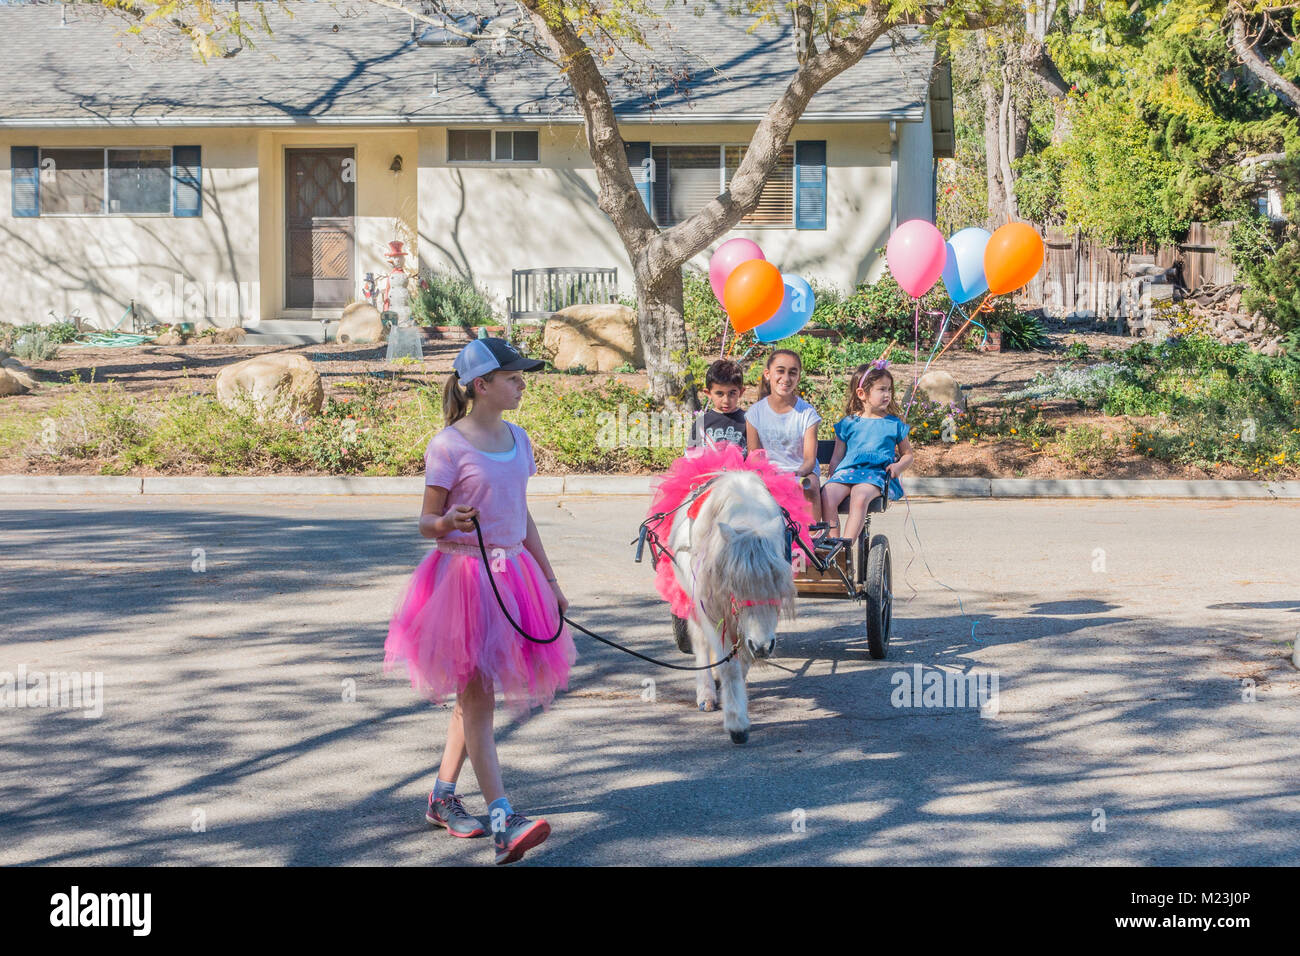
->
2, 494, 1298, 866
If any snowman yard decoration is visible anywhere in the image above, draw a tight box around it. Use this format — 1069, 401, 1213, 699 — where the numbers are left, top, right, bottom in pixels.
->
379, 240, 423, 362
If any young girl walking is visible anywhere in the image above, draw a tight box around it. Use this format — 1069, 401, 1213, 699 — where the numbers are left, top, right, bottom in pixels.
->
385, 337, 576, 865
822, 361, 915, 544
745, 348, 824, 524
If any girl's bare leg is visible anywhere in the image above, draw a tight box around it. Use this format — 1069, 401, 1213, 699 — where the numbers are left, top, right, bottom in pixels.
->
453, 671, 505, 804
842, 483, 880, 540
437, 696, 469, 783
821, 482, 851, 536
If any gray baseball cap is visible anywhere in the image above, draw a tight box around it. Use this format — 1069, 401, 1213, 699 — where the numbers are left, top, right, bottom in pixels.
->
453, 337, 545, 383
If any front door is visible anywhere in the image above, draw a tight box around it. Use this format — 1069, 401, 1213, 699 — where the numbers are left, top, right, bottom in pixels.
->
285, 148, 355, 309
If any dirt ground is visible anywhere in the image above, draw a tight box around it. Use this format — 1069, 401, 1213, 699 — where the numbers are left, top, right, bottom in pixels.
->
0, 327, 1276, 481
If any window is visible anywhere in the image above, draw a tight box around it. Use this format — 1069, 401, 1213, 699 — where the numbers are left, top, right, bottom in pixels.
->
448, 129, 539, 163
32, 147, 185, 215
726, 146, 794, 227
40, 148, 104, 215
108, 148, 171, 214
645, 144, 795, 227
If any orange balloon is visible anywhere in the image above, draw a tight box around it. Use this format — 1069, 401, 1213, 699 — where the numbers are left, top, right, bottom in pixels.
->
723, 260, 785, 333
983, 223, 1045, 296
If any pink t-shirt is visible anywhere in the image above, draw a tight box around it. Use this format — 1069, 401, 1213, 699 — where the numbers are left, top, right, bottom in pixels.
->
424, 421, 536, 549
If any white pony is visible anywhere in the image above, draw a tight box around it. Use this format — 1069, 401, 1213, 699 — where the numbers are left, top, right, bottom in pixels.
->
668, 470, 797, 744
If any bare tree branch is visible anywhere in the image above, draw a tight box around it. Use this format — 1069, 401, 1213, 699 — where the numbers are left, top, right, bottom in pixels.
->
1230, 9, 1300, 114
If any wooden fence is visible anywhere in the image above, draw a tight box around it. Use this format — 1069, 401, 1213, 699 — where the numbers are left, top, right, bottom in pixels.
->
1024, 221, 1237, 323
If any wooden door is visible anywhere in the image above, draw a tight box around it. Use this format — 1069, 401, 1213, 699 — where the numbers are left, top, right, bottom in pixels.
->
285, 148, 355, 309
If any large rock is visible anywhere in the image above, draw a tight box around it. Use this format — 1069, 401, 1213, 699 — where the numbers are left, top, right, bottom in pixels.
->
1, 357, 39, 391
0, 367, 30, 396
337, 302, 385, 344
905, 370, 966, 412
214, 353, 323, 419
543, 304, 642, 372
212, 327, 247, 345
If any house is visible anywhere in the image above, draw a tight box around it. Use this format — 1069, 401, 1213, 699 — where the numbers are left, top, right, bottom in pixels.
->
1, 2, 954, 338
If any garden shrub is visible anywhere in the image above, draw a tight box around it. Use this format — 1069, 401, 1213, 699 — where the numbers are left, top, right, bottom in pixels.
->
411, 270, 496, 327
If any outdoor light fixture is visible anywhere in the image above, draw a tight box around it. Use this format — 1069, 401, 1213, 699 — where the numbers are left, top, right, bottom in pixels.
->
389, 155, 403, 173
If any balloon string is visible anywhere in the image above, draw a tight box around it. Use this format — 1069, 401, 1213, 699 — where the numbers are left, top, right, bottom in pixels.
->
903, 300, 950, 418
927, 293, 996, 369
924, 303, 957, 372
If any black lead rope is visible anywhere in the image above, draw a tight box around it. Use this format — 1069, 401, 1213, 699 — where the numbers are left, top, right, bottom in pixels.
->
469, 516, 738, 671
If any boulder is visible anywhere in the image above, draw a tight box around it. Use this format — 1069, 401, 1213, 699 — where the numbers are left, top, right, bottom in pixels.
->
0, 367, 30, 396
905, 370, 966, 413
1, 357, 39, 390
214, 353, 323, 419
152, 331, 186, 346
212, 327, 247, 345
543, 304, 642, 373
337, 302, 385, 344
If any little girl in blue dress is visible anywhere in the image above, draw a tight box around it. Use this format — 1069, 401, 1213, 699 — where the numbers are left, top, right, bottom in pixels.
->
822, 361, 916, 541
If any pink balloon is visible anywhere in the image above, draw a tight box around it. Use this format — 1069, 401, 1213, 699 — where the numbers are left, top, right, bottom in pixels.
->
886, 220, 947, 298
709, 238, 765, 303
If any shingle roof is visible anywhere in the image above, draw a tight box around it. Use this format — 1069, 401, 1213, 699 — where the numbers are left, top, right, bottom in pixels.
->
0, 2, 943, 127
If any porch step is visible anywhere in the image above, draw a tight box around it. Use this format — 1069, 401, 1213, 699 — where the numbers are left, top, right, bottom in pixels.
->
239, 319, 333, 346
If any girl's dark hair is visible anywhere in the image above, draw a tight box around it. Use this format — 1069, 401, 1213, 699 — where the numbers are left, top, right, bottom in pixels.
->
442, 371, 497, 425
845, 364, 902, 418
705, 359, 744, 391
758, 349, 802, 400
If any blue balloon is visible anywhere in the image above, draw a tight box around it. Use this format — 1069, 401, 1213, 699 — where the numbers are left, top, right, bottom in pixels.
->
941, 227, 992, 304
754, 274, 815, 343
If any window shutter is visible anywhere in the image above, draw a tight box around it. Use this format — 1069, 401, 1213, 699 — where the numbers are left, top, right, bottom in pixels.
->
795, 140, 826, 230
173, 145, 202, 218
625, 141, 653, 217
11, 147, 38, 218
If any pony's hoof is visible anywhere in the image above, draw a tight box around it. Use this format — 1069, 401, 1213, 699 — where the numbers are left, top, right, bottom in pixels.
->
729, 729, 749, 745
698, 700, 718, 712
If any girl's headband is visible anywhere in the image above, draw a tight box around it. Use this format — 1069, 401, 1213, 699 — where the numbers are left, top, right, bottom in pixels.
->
856, 359, 890, 390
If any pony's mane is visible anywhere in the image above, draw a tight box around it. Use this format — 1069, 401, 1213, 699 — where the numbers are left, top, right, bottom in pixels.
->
691, 471, 797, 628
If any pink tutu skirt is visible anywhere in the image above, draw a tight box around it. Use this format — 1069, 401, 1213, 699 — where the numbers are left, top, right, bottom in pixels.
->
384, 540, 577, 713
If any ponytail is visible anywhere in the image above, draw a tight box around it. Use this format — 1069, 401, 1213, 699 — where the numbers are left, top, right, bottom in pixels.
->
441, 370, 497, 425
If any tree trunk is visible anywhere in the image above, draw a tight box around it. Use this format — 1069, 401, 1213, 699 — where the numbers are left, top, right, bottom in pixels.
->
636, 266, 697, 413
977, 33, 1008, 229
1230, 13, 1300, 115
518, 0, 889, 404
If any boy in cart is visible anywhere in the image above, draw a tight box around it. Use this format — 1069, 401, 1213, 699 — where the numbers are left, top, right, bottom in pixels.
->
688, 359, 748, 454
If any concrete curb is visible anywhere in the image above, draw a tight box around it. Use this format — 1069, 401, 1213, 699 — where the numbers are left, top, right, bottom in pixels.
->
0, 475, 144, 495
2, 474, 1300, 499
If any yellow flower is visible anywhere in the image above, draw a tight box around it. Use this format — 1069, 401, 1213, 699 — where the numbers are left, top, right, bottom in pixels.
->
1010, 428, 1018, 435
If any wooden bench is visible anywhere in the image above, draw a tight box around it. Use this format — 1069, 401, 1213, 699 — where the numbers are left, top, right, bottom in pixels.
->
507, 267, 619, 337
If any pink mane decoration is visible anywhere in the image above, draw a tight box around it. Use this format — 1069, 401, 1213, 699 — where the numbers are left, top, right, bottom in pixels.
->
647, 443, 813, 618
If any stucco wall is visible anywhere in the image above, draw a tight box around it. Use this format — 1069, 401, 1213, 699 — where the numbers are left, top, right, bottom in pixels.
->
1, 129, 261, 328
896, 100, 936, 226
417, 121, 898, 308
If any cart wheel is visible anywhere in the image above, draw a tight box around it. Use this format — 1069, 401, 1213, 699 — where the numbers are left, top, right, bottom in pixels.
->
672, 614, 691, 655
864, 534, 892, 659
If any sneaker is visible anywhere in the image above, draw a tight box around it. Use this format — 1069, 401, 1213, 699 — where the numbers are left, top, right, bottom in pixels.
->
426, 793, 486, 838
492, 812, 551, 864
